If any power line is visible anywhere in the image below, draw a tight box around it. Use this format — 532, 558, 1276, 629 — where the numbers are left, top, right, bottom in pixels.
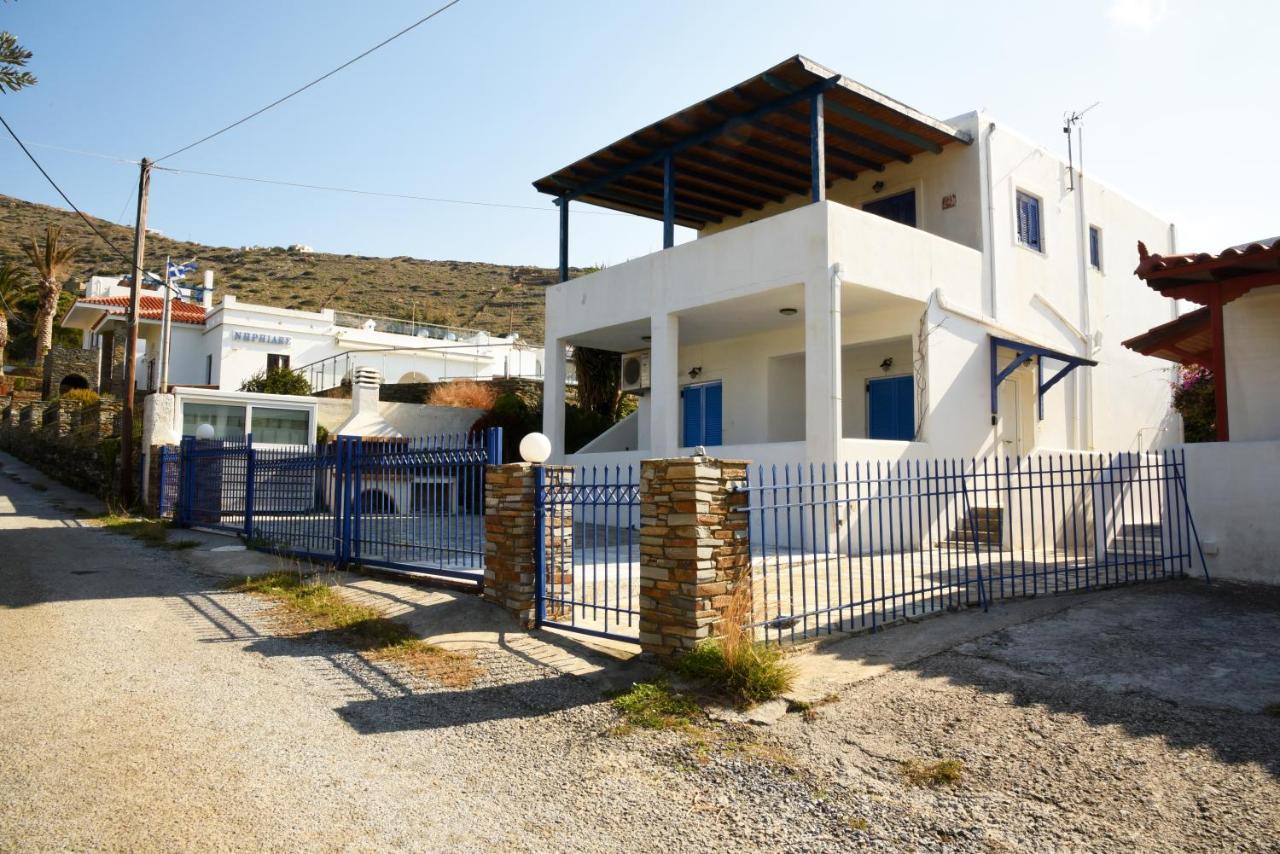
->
152, 164, 626, 216
28, 141, 624, 216
155, 0, 465, 163
0, 112, 136, 269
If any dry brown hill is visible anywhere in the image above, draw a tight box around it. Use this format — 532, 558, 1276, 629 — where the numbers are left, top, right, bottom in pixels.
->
0, 193, 555, 341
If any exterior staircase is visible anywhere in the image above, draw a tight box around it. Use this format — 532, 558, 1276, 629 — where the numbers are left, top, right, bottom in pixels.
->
942, 507, 1003, 551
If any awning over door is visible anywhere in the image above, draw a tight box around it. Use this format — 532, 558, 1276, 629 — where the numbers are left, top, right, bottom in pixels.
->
989, 336, 1096, 424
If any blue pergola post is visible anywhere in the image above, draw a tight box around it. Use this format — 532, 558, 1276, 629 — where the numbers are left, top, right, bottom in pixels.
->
558, 194, 569, 283
810, 92, 826, 202
662, 156, 675, 249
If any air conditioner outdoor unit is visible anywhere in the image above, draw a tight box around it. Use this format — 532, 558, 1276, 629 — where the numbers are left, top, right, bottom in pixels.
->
620, 350, 651, 394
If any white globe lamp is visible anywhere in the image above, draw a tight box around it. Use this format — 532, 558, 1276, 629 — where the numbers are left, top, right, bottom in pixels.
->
519, 432, 552, 464
195, 423, 217, 441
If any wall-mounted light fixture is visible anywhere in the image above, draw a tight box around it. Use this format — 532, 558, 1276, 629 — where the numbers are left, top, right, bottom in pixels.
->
872, 180, 885, 193
880, 357, 894, 372
688, 366, 702, 379
778, 307, 798, 316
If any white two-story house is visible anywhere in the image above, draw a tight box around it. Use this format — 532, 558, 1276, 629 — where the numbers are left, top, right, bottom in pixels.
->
535, 56, 1181, 469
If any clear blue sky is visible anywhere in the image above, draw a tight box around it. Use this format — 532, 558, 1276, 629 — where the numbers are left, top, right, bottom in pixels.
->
3, 0, 1277, 269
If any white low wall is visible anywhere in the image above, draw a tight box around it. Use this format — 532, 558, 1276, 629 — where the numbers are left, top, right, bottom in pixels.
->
1181, 439, 1280, 585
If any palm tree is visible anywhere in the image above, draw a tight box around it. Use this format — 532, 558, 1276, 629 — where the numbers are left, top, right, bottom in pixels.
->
22, 224, 78, 366
0, 260, 31, 371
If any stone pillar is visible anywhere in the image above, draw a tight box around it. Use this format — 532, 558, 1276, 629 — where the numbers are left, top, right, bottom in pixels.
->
639, 455, 752, 656
483, 463, 574, 626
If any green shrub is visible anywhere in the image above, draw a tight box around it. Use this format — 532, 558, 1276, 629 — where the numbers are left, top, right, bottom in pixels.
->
60, 388, 99, 406
611, 680, 702, 731
240, 367, 311, 396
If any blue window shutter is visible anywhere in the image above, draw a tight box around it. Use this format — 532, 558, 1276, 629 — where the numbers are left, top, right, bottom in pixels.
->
868, 376, 915, 441
703, 382, 723, 445
1089, 226, 1101, 269
1016, 191, 1042, 251
681, 385, 703, 447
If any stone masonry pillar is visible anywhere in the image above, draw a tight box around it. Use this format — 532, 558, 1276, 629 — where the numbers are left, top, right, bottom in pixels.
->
639, 455, 752, 656
483, 463, 573, 627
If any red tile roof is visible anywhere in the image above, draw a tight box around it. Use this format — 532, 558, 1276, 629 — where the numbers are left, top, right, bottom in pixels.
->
77, 295, 207, 325
1135, 237, 1280, 291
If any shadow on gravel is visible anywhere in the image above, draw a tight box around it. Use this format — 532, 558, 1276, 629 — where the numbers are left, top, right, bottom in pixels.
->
831, 580, 1280, 778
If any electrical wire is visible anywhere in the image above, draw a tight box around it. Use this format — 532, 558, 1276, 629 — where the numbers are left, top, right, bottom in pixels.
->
152, 164, 625, 215
27, 140, 623, 216
155, 0, 464, 163
0, 112, 137, 270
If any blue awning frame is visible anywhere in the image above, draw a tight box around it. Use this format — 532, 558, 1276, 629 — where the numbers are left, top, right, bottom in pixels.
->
989, 335, 1097, 424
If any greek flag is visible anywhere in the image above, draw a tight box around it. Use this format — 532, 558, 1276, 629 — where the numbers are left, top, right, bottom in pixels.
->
167, 260, 198, 281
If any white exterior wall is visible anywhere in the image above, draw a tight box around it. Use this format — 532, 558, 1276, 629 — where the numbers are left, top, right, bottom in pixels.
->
549, 110, 1184, 468
1181, 439, 1280, 584
1224, 286, 1280, 442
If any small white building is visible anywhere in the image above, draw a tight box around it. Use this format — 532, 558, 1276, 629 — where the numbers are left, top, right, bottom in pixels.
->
61, 274, 543, 394
534, 56, 1183, 469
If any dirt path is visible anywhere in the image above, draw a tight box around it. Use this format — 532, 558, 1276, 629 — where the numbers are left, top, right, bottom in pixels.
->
2, 456, 1277, 852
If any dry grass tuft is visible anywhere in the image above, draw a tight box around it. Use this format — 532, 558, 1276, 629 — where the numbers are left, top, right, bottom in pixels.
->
426, 380, 497, 410
232, 570, 478, 687
99, 514, 193, 549
672, 583, 796, 707
901, 758, 965, 788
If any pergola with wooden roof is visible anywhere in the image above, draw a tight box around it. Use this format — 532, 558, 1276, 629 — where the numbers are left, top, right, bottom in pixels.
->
533, 55, 971, 282
1123, 236, 1280, 440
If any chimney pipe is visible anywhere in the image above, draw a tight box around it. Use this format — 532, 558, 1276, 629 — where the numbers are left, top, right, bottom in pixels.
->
202, 270, 214, 309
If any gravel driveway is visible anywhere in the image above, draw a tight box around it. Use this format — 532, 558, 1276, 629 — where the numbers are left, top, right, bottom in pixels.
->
2, 455, 1277, 852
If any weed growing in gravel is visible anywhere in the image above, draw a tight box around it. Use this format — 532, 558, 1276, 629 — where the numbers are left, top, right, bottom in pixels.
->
231, 571, 478, 687
787, 693, 840, 722
99, 515, 192, 549
671, 585, 795, 707
901, 759, 965, 788
846, 817, 869, 832
610, 681, 703, 732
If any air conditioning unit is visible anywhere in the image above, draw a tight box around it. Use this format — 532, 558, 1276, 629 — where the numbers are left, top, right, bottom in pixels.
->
620, 350, 651, 394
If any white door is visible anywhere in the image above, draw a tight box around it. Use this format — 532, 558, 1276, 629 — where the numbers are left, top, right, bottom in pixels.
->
998, 378, 1027, 458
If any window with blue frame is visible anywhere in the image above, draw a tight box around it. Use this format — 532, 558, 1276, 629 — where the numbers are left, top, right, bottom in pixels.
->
1015, 190, 1043, 252
681, 381, 723, 447
1089, 225, 1102, 270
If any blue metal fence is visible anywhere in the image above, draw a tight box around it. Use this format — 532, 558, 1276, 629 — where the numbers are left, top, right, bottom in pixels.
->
535, 464, 640, 642
156, 445, 181, 518
739, 450, 1207, 644
176, 428, 502, 580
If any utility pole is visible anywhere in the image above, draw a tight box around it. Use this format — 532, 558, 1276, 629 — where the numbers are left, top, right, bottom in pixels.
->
158, 255, 173, 393
120, 158, 152, 506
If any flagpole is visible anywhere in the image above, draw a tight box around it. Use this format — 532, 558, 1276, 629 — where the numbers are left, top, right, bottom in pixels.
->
159, 255, 172, 392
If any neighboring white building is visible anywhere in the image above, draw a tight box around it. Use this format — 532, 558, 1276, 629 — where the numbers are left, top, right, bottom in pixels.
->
533, 56, 1182, 469
61, 273, 543, 394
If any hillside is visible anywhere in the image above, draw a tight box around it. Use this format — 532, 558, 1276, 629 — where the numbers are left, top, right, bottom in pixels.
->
0, 193, 556, 342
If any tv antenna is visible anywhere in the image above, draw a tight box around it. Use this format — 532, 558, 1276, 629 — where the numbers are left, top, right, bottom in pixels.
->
1063, 101, 1101, 191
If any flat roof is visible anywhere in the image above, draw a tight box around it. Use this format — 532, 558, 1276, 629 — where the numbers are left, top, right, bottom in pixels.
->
533, 55, 970, 228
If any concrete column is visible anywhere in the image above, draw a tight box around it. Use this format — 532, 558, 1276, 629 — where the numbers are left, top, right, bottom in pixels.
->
804, 265, 842, 463
649, 313, 680, 457
638, 455, 752, 656
542, 339, 568, 459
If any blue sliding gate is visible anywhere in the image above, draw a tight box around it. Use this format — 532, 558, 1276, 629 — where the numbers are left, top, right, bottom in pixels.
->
175, 428, 502, 580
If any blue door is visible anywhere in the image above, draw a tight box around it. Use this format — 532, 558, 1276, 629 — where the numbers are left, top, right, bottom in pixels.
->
862, 190, 917, 228
867, 375, 914, 440
681, 381, 723, 447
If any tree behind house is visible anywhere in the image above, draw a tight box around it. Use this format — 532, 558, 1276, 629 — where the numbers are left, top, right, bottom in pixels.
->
240, 367, 312, 396
0, 259, 31, 370
22, 224, 78, 367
